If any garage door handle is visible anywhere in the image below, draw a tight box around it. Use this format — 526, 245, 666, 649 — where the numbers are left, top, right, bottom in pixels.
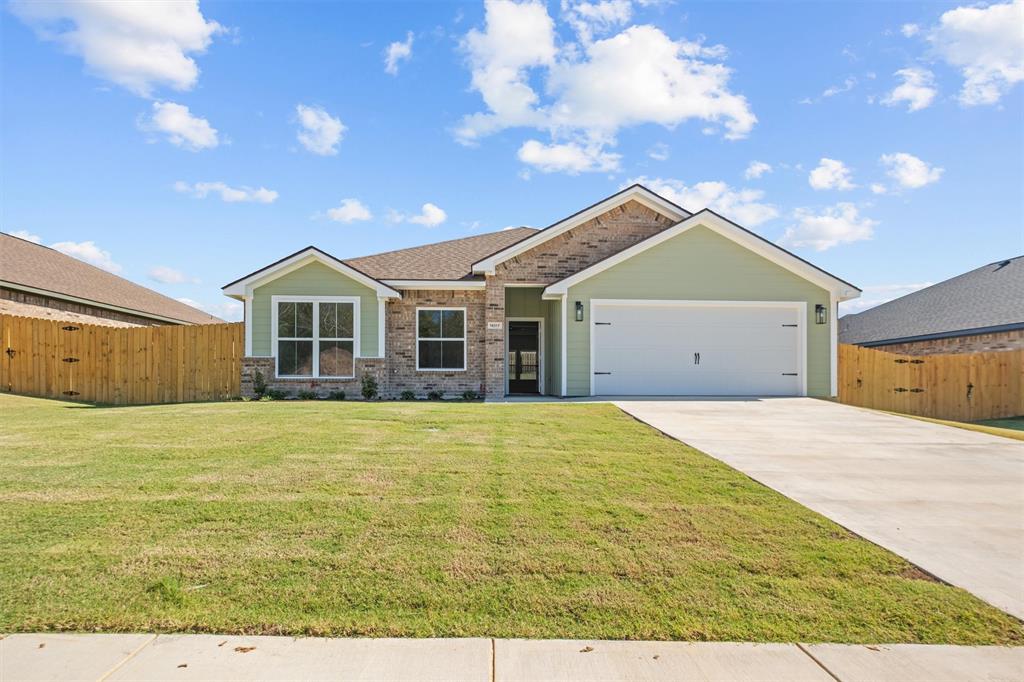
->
594, 371, 611, 375
694, 352, 700, 365
782, 373, 798, 376
594, 322, 612, 326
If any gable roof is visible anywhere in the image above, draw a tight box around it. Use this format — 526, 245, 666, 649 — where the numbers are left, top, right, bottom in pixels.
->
542, 209, 862, 299
222, 246, 403, 298
471, 184, 691, 275
0, 232, 222, 325
839, 255, 1024, 345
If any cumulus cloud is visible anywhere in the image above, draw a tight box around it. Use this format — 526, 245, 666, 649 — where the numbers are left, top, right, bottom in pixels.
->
9, 229, 41, 243
808, 158, 856, 190
778, 203, 877, 251
141, 101, 218, 150
517, 139, 621, 173
870, 183, 888, 195
326, 198, 373, 223
647, 142, 669, 161
174, 181, 277, 203
744, 160, 772, 180
295, 104, 345, 155
881, 67, 937, 111
840, 282, 934, 314
9, 0, 223, 97
176, 297, 243, 322
456, 0, 755, 170
901, 23, 921, 38
385, 31, 414, 75
880, 152, 944, 189
408, 203, 448, 227
629, 176, 779, 227
51, 240, 122, 273
148, 265, 198, 284
927, 0, 1024, 106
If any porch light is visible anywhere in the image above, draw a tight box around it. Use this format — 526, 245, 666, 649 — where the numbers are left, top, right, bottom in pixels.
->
575, 301, 584, 322
815, 304, 827, 325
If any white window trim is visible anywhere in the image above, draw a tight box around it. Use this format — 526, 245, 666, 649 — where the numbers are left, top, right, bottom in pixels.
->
505, 317, 544, 395
415, 306, 467, 372
271, 295, 361, 379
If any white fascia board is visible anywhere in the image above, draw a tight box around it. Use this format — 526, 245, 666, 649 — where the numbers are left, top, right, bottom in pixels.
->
382, 280, 486, 290
543, 211, 860, 299
223, 249, 401, 299
471, 186, 690, 275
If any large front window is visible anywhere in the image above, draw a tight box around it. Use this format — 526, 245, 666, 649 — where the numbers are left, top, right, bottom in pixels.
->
274, 297, 358, 378
417, 308, 466, 371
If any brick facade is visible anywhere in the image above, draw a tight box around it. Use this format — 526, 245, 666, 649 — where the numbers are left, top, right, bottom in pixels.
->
1, 287, 171, 327
241, 356, 387, 399
870, 328, 1024, 356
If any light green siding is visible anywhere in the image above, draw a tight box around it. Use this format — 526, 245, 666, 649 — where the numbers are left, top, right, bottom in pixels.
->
543, 298, 561, 396
251, 261, 379, 357
565, 225, 833, 397
505, 287, 545, 317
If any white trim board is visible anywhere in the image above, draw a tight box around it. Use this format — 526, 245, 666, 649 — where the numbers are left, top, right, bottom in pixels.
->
543, 210, 861, 301
223, 249, 401, 299
472, 185, 690, 275
415, 306, 468, 372
505, 317, 544, 396
382, 280, 485, 290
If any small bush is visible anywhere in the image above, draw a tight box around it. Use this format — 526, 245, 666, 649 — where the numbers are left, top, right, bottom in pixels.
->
427, 390, 443, 401
328, 390, 346, 401
265, 388, 289, 400
252, 369, 268, 398
400, 390, 416, 401
298, 390, 318, 400
361, 375, 379, 400
461, 390, 480, 401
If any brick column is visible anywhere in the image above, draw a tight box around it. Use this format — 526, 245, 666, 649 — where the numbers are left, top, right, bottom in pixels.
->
484, 274, 506, 399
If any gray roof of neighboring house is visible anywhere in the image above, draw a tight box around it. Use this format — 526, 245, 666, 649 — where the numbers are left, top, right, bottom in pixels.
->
839, 255, 1024, 345
0, 232, 222, 325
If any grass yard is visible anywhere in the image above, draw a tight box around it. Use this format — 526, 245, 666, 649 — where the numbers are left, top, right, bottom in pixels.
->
895, 413, 1024, 442
1, 393, 1020, 644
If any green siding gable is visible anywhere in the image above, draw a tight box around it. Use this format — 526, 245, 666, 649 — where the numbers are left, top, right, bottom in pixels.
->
251, 261, 380, 357
565, 224, 833, 396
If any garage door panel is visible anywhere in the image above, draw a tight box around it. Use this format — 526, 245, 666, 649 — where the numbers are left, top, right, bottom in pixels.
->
592, 302, 802, 396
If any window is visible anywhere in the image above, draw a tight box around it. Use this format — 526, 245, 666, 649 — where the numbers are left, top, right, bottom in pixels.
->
417, 308, 466, 371
273, 297, 358, 378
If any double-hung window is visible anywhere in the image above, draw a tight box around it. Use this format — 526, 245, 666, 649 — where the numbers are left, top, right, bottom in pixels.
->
417, 308, 466, 371
273, 297, 359, 378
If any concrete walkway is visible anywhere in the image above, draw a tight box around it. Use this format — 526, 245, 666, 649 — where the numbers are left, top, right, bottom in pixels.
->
614, 397, 1024, 619
2, 634, 1022, 681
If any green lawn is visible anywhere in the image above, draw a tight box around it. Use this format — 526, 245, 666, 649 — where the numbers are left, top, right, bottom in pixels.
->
977, 416, 1024, 433
1, 393, 1020, 644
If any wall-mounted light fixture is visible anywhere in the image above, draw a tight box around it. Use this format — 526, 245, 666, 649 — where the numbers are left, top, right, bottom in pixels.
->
575, 300, 584, 322
815, 304, 828, 325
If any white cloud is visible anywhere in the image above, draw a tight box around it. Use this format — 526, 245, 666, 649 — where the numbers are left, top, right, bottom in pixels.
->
840, 282, 933, 314
385, 31, 414, 75
808, 158, 856, 190
881, 67, 937, 111
142, 101, 218, 150
176, 297, 243, 322
148, 265, 198, 284
9, 229, 41, 243
647, 142, 669, 161
51, 240, 122, 273
295, 104, 345, 155
927, 0, 1024, 106
778, 203, 877, 251
9, 0, 223, 97
901, 23, 921, 38
517, 139, 620, 173
326, 198, 373, 223
629, 176, 779, 227
174, 181, 277, 203
822, 76, 857, 97
408, 203, 448, 227
880, 152, 944, 189
744, 160, 772, 180
870, 183, 888, 195
457, 0, 754, 170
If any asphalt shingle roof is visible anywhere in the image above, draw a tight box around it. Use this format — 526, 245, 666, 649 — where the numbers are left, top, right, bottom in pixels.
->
0, 233, 222, 325
839, 255, 1024, 345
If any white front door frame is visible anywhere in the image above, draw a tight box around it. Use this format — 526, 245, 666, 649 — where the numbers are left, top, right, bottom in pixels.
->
505, 317, 544, 395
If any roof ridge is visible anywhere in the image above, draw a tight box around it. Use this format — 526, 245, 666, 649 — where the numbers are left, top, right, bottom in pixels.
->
344, 226, 537, 262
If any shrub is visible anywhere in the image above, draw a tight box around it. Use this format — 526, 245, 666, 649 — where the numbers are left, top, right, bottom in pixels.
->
461, 390, 480, 401
400, 390, 416, 401
265, 388, 289, 400
361, 375, 379, 400
298, 390, 318, 400
328, 390, 346, 401
427, 390, 443, 401
252, 369, 268, 398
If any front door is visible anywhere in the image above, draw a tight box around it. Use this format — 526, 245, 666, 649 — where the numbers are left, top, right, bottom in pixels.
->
507, 321, 540, 394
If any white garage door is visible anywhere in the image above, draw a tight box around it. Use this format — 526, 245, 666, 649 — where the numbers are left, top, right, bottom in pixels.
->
591, 301, 804, 396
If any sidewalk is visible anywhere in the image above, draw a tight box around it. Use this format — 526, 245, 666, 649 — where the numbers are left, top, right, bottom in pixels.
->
2, 634, 1022, 682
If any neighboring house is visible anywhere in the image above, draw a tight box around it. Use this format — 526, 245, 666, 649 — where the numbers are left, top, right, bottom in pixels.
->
839, 255, 1024, 356
1, 232, 222, 326
223, 185, 861, 399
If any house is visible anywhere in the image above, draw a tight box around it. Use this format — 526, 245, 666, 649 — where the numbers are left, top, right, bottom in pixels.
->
223, 185, 861, 399
839, 255, 1024, 355
1, 232, 222, 327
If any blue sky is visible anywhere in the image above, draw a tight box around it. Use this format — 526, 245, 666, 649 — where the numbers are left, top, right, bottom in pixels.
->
2, 0, 1022, 321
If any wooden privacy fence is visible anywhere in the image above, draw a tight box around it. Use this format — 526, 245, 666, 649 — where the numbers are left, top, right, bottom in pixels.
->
1, 314, 243, 405
838, 343, 1023, 421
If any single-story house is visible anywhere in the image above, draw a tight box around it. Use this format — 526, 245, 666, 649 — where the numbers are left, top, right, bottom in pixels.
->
1, 232, 222, 327
839, 255, 1024, 355
223, 185, 861, 399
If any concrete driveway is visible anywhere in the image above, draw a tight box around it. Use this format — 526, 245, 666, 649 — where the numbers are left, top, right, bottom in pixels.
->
615, 398, 1024, 619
